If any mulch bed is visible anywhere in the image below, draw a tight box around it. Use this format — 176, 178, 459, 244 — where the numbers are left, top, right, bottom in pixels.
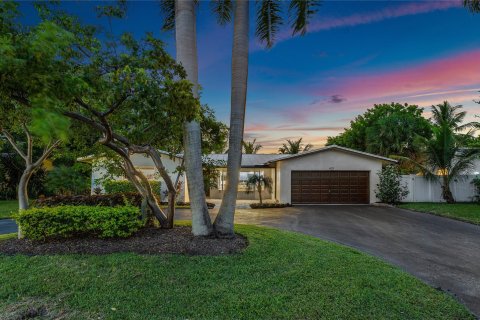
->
0, 226, 247, 256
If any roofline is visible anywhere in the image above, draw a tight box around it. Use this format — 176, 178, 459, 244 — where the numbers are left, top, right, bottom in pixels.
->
266, 145, 398, 164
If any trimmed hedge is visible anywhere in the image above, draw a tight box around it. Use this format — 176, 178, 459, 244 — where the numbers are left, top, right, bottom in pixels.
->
33, 193, 144, 208
32, 194, 216, 209
250, 203, 291, 209
104, 180, 161, 196
14, 205, 144, 241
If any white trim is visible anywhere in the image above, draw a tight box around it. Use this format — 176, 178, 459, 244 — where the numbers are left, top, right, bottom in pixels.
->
266, 145, 397, 164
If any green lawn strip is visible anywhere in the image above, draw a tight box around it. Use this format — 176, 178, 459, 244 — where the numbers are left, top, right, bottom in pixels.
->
0, 233, 16, 241
0, 224, 472, 319
0, 200, 18, 219
399, 202, 480, 225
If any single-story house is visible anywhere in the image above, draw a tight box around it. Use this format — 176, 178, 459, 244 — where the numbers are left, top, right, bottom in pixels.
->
84, 145, 397, 205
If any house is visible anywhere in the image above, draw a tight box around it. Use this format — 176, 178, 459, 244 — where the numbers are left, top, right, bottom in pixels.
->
84, 145, 397, 204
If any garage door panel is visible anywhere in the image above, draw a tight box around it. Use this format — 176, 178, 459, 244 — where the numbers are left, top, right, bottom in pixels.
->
291, 171, 369, 204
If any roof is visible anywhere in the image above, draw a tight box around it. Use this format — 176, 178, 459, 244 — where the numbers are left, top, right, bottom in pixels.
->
265, 145, 397, 164
204, 154, 285, 167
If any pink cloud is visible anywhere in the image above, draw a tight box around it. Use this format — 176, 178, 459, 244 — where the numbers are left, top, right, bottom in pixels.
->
320, 49, 480, 101
253, 1, 461, 50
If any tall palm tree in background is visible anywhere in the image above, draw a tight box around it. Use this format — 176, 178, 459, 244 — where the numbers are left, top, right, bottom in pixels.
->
400, 102, 480, 203
242, 139, 262, 154
279, 138, 313, 154
463, 0, 480, 13
214, 0, 321, 237
161, 0, 213, 236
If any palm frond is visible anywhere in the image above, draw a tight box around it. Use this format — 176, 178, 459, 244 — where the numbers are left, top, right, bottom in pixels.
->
390, 155, 437, 180
464, 0, 480, 13
288, 0, 321, 36
255, 0, 283, 49
159, 0, 175, 31
210, 0, 233, 25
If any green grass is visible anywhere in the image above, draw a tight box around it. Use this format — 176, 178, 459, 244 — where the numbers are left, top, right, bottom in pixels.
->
0, 224, 472, 319
0, 233, 15, 241
399, 202, 480, 225
0, 200, 18, 219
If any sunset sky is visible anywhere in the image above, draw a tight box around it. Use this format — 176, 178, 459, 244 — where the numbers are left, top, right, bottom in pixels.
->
22, 1, 480, 152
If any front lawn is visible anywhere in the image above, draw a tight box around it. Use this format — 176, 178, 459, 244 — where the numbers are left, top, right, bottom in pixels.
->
0, 224, 472, 319
0, 200, 18, 219
399, 202, 480, 225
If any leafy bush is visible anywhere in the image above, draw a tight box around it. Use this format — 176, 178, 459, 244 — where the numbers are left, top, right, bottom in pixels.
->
14, 205, 144, 240
33, 193, 144, 208
45, 164, 91, 196
375, 165, 409, 204
250, 203, 291, 209
104, 180, 161, 197
32, 194, 216, 209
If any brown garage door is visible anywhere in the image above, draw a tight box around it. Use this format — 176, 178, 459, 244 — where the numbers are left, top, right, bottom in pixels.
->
291, 171, 369, 204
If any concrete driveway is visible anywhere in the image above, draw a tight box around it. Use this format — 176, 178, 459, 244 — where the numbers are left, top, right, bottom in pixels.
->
176, 205, 480, 316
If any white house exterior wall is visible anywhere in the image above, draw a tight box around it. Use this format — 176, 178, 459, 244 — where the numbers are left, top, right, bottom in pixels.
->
275, 149, 384, 204
91, 154, 186, 202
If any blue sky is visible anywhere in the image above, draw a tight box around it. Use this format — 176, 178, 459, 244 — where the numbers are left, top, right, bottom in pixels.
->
21, 1, 480, 152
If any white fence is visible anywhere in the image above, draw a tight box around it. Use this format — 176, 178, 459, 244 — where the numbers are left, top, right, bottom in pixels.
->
400, 175, 478, 202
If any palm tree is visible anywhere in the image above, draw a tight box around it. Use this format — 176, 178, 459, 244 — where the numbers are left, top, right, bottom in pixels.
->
278, 138, 313, 154
463, 0, 480, 13
161, 0, 213, 236
161, 0, 320, 237
242, 139, 262, 154
214, 0, 320, 237
400, 102, 480, 203
245, 173, 273, 204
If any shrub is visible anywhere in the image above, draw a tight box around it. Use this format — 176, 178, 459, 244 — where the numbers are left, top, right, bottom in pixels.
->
375, 165, 409, 204
104, 180, 161, 197
33, 193, 144, 208
14, 205, 144, 241
32, 194, 216, 209
250, 203, 291, 209
45, 164, 91, 196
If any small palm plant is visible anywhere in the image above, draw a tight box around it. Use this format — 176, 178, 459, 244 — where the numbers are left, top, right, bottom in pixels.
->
242, 139, 262, 154
279, 138, 313, 154
397, 102, 480, 203
245, 174, 273, 204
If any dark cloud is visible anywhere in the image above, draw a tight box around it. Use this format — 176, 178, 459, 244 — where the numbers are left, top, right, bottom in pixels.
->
330, 95, 346, 103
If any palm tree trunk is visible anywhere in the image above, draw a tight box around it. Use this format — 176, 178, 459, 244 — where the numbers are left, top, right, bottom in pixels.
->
214, 0, 249, 237
442, 176, 455, 203
258, 183, 262, 205
175, 0, 213, 236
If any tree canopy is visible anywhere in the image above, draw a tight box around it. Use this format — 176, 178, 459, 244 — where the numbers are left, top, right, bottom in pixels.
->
327, 103, 432, 158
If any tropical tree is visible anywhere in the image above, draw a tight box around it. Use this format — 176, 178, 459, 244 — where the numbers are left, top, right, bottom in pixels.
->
278, 138, 313, 154
245, 173, 273, 205
398, 102, 480, 203
327, 103, 432, 172
464, 0, 480, 13
242, 139, 262, 154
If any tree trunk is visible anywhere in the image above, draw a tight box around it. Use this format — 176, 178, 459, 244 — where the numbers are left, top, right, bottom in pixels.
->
214, 0, 249, 237
442, 176, 455, 203
17, 168, 33, 239
258, 183, 262, 205
175, 0, 213, 236
18, 168, 33, 211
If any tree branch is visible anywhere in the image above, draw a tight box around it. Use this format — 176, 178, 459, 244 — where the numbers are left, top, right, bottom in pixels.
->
33, 140, 61, 168
1, 129, 27, 161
